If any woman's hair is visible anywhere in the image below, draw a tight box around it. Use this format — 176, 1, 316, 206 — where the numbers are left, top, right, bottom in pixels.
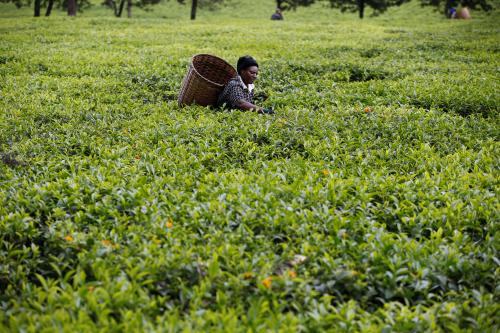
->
237, 56, 258, 75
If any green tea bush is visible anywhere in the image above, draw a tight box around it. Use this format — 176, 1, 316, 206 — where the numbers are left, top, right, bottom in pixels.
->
0, 1, 499, 331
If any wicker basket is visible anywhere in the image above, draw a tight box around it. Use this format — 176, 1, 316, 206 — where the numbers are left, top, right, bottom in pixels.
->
178, 54, 237, 107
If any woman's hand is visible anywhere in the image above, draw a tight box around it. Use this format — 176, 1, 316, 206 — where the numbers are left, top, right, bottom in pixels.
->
236, 100, 273, 114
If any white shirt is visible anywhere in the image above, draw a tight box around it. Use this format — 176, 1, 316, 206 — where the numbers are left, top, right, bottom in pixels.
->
238, 75, 254, 93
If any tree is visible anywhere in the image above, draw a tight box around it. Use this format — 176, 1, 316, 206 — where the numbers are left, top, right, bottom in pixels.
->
181, 0, 224, 20
45, 0, 55, 15
106, 0, 133, 17
0, 0, 26, 10
191, 0, 197, 19
0, 0, 90, 16
276, 0, 316, 10
104, 0, 181, 18
324, 0, 410, 18
277, 0, 494, 18
420, 0, 493, 16
34, 0, 41, 16
278, 0, 412, 18
67, 0, 77, 15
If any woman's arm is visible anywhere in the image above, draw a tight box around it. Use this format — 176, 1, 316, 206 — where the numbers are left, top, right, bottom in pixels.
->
235, 99, 263, 113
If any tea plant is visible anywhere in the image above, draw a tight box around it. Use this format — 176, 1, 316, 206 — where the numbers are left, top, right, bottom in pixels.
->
0, 1, 499, 331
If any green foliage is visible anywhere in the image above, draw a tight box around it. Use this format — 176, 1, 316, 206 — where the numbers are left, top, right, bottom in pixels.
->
420, 0, 494, 15
279, 0, 411, 18
277, 0, 316, 11
0, 0, 25, 8
175, 0, 227, 10
198, 0, 226, 10
325, 0, 411, 18
0, 1, 499, 331
0, 0, 92, 11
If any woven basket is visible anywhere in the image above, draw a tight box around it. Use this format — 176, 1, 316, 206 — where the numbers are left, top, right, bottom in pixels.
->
178, 54, 237, 107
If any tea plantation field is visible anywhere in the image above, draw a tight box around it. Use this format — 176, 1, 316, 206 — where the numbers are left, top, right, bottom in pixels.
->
0, 1, 499, 331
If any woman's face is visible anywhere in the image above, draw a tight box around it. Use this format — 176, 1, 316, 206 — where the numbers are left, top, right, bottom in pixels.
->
241, 66, 259, 85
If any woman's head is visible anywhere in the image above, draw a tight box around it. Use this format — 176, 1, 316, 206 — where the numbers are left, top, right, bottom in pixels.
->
237, 55, 259, 85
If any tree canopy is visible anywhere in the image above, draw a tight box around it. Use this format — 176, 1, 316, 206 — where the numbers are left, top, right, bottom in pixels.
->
1, 0, 495, 18
104, 0, 171, 17
0, 0, 90, 16
328, 0, 411, 18
278, 0, 495, 18
278, 0, 411, 18
276, 0, 316, 10
420, 0, 494, 16
0, 0, 182, 17
176, 0, 225, 20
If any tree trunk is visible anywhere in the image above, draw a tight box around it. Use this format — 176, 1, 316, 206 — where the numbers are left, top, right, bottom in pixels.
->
45, 0, 54, 16
358, 0, 364, 19
444, 0, 453, 17
191, 0, 197, 20
127, 0, 132, 18
34, 0, 41, 17
110, 0, 118, 16
276, 0, 283, 9
67, 0, 77, 16
117, 0, 126, 17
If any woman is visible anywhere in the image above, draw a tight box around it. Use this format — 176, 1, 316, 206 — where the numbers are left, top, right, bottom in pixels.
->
217, 56, 274, 114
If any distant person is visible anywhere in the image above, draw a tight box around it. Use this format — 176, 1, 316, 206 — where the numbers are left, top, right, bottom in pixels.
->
271, 8, 284, 20
457, 7, 471, 19
217, 56, 274, 114
448, 7, 457, 18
